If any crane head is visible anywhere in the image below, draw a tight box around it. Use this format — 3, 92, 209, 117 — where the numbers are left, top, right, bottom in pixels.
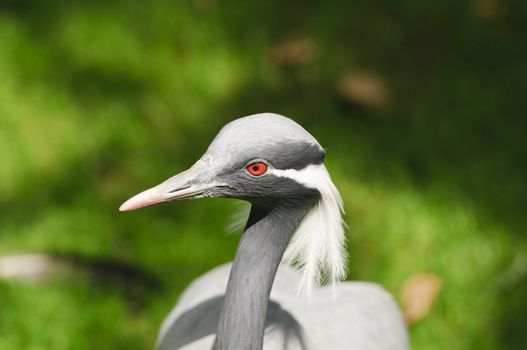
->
119, 113, 326, 210
119, 113, 347, 293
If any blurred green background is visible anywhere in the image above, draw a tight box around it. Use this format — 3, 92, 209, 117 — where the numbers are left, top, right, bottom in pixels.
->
0, 1, 526, 349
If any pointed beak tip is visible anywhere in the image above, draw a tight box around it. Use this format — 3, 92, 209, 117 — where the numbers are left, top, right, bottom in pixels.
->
119, 192, 156, 212
118, 168, 212, 213
119, 200, 135, 212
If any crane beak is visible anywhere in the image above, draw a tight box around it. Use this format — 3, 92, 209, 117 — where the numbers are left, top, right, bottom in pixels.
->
119, 161, 220, 212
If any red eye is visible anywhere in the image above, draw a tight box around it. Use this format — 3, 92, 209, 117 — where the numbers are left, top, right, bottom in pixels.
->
246, 162, 268, 176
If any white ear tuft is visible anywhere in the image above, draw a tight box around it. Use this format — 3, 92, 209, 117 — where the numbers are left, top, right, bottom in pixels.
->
271, 164, 348, 296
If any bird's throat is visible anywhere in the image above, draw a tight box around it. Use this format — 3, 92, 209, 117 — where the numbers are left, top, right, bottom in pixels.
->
213, 202, 314, 350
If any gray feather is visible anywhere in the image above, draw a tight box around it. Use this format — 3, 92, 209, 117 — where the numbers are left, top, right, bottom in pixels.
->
157, 263, 408, 350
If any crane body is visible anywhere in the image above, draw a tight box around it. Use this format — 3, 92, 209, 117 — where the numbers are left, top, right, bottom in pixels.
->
120, 113, 409, 350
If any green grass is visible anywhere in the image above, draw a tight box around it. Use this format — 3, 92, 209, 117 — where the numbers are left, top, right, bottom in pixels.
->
0, 1, 526, 349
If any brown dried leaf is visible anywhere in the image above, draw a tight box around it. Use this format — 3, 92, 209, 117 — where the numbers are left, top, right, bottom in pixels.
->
400, 273, 442, 325
337, 71, 391, 109
473, 0, 504, 20
271, 38, 316, 67
193, 0, 217, 11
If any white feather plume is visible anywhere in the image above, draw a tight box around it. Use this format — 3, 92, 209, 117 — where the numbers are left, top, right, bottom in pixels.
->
225, 202, 251, 235
271, 164, 348, 295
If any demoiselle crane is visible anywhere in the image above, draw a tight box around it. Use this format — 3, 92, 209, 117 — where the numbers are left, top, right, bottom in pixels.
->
120, 113, 409, 350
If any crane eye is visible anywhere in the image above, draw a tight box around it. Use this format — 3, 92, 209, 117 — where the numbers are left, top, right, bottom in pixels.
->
246, 162, 268, 176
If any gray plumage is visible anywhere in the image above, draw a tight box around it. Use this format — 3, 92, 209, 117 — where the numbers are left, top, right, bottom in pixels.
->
120, 113, 409, 350
158, 264, 407, 350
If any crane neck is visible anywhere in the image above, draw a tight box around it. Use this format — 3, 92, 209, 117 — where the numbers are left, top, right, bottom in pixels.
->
213, 199, 316, 350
